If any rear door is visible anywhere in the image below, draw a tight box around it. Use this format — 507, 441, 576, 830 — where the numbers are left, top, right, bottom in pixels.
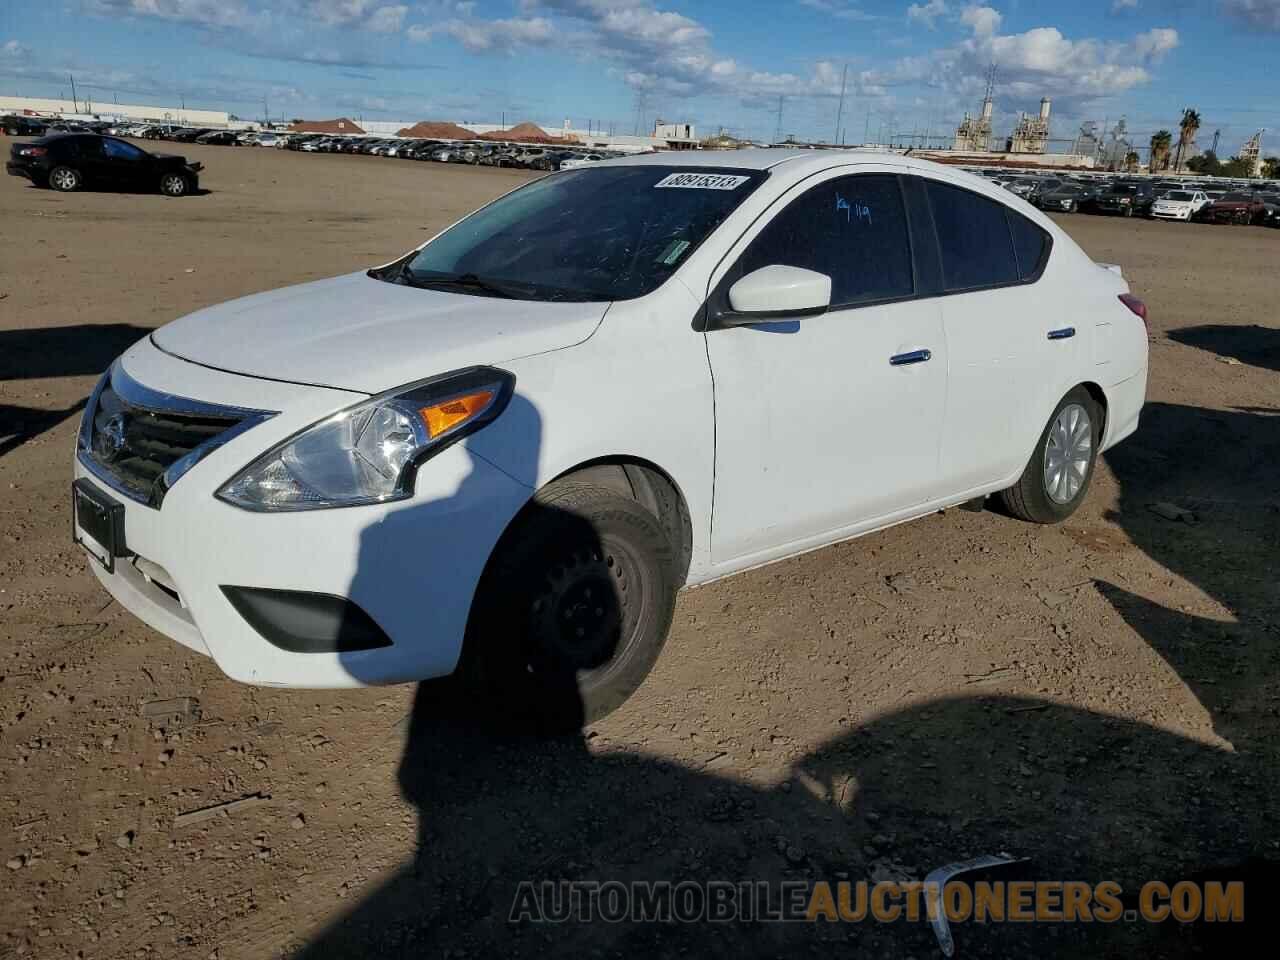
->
918, 176, 1063, 491
705, 170, 949, 564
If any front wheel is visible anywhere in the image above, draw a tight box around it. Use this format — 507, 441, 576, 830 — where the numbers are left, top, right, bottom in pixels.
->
159, 172, 189, 197
999, 387, 1101, 524
462, 480, 677, 731
48, 165, 81, 192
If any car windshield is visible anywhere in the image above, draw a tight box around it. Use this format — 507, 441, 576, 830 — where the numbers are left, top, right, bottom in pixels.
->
383, 166, 766, 302
1165, 191, 1194, 201
1221, 192, 1250, 201
1112, 185, 1140, 195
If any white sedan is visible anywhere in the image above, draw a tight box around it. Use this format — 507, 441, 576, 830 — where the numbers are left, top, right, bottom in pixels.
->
72, 151, 1148, 728
1151, 189, 1209, 221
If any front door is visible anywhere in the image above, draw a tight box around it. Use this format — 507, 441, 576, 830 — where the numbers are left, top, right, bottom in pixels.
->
705, 171, 948, 565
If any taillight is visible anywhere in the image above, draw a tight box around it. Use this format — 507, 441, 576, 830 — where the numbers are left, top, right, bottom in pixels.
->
19, 146, 46, 157
1119, 293, 1148, 331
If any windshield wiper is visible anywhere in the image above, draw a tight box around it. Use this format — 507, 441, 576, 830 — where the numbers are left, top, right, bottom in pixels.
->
399, 270, 529, 299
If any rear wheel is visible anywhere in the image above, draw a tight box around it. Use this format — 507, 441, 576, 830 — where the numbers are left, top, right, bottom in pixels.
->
48, 165, 81, 192
463, 480, 677, 731
999, 387, 1101, 524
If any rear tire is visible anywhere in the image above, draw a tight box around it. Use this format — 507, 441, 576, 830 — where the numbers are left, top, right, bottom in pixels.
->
462, 480, 677, 732
999, 387, 1101, 524
48, 165, 81, 192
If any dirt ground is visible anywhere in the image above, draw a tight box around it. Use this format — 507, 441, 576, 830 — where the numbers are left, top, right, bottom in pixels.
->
2, 140, 1279, 959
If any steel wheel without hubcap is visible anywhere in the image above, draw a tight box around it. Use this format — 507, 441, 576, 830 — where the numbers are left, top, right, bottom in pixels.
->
528, 542, 641, 680
1043, 403, 1093, 504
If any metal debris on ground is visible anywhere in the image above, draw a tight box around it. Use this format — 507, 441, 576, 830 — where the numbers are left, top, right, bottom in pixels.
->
1147, 502, 1198, 523
173, 793, 270, 829
141, 697, 200, 721
924, 853, 1031, 957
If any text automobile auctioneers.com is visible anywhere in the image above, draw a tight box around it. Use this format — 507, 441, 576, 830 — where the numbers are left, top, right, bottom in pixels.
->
509, 878, 1244, 925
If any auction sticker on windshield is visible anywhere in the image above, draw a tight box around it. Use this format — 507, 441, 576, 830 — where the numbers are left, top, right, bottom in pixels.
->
654, 173, 750, 190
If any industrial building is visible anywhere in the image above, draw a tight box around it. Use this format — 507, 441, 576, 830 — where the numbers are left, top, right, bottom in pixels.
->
1007, 98, 1052, 154
0, 94, 230, 128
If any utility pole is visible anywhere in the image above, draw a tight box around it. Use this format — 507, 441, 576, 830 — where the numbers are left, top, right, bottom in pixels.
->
834, 63, 848, 146
1211, 129, 1221, 156
69, 74, 78, 112
864, 106, 871, 145
774, 95, 784, 144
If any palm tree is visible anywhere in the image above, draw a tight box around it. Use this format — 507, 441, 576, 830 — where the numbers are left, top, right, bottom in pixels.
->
1123, 151, 1140, 173
1149, 130, 1173, 173
1175, 108, 1201, 172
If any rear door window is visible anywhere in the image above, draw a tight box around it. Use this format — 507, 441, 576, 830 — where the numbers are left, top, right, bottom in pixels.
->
738, 173, 914, 307
925, 180, 1019, 291
1007, 210, 1051, 281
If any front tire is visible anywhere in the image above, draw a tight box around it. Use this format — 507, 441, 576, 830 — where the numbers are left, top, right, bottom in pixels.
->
48, 165, 81, 192
463, 480, 677, 731
999, 387, 1101, 524
159, 173, 189, 197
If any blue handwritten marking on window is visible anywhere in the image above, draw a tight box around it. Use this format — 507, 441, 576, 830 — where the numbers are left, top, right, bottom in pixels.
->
835, 193, 872, 225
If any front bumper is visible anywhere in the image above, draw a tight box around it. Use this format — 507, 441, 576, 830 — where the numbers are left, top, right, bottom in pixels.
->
1151, 207, 1191, 220
74, 338, 533, 688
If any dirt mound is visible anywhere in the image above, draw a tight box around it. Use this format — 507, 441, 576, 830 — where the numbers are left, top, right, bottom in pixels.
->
396, 121, 478, 140
478, 121, 573, 144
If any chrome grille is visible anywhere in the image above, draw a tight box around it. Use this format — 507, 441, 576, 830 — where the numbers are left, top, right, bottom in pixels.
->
78, 364, 275, 508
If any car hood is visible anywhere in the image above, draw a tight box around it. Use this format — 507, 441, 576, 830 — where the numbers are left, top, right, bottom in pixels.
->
151, 271, 608, 394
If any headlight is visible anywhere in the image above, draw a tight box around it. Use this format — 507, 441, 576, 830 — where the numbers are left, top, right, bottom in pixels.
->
217, 366, 514, 512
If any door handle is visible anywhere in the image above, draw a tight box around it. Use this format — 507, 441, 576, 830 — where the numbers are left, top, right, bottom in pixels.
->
1047, 327, 1076, 340
889, 349, 932, 366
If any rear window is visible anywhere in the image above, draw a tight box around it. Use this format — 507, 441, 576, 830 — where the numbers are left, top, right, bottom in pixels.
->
925, 181, 1019, 291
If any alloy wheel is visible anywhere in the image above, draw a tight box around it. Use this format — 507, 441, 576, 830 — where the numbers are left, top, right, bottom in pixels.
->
1043, 403, 1093, 504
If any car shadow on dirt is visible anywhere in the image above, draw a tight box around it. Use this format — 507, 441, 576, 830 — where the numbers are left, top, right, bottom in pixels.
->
293, 402, 1278, 960
1166, 324, 1280, 374
0, 323, 148, 459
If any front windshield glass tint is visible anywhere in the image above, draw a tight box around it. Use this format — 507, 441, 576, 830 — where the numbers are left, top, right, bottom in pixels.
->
398, 166, 765, 301
1166, 191, 1193, 201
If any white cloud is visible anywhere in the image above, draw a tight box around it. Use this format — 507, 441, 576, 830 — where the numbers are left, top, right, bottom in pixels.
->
1222, 0, 1280, 30
307, 0, 376, 26
3, 39, 29, 57
1133, 26, 1179, 61
86, 0, 268, 29
1111, 0, 1139, 11
410, 16, 555, 53
907, 0, 948, 29
797, 0, 879, 21
959, 4, 1001, 37
365, 4, 407, 32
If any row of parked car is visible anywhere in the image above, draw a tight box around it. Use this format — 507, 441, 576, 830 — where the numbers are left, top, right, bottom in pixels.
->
134, 125, 615, 172
976, 169, 1280, 226
284, 134, 610, 171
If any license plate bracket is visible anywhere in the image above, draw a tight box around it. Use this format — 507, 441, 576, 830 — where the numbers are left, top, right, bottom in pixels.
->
73, 479, 128, 573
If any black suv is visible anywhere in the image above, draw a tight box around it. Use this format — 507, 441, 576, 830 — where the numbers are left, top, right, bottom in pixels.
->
6, 133, 202, 195
1092, 182, 1156, 217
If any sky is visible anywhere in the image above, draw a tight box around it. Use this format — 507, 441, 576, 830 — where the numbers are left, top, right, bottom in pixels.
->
1, 1, 1277, 156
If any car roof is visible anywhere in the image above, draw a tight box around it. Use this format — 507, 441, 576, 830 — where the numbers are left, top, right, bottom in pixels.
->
601, 148, 1014, 177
